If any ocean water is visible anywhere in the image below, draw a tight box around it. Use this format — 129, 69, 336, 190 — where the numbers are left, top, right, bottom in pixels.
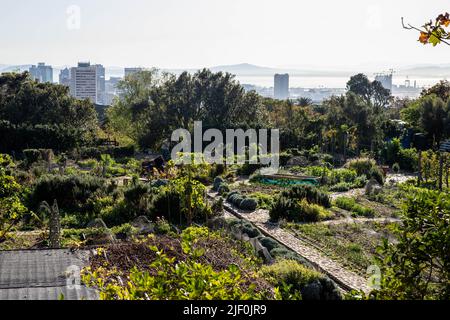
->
234, 75, 446, 89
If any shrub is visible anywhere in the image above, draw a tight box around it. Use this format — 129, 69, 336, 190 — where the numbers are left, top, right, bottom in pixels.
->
370, 166, 385, 185
30, 174, 106, 214
330, 168, 358, 184
154, 217, 172, 235
239, 198, 258, 211
344, 157, 377, 177
272, 185, 331, 210
23, 149, 41, 166
237, 163, 263, 176
260, 260, 341, 300
259, 237, 281, 251
226, 191, 257, 211
269, 247, 292, 259
217, 183, 230, 196
60, 215, 81, 229
297, 199, 332, 222
111, 223, 137, 238
241, 223, 261, 238
398, 148, 418, 172
279, 152, 292, 166
329, 182, 352, 192
213, 177, 224, 191
270, 196, 330, 223
251, 192, 274, 210
354, 175, 368, 188
392, 163, 400, 173
211, 197, 224, 215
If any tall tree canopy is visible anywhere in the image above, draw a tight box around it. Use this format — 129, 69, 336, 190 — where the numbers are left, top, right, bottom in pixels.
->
346, 73, 391, 108
0, 72, 98, 152
107, 69, 266, 150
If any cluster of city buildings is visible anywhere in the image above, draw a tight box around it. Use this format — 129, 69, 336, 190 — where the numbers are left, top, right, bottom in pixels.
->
27, 63, 423, 105
243, 72, 422, 102
28, 62, 143, 105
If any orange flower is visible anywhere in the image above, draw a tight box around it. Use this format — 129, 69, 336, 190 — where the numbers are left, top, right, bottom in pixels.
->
419, 32, 430, 44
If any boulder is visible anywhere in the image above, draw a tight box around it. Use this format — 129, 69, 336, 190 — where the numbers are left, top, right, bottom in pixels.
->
365, 178, 382, 196
132, 216, 155, 234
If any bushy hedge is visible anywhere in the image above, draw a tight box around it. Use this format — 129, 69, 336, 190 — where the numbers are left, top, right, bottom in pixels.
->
0, 120, 93, 153
344, 157, 384, 185
381, 138, 418, 172
285, 185, 331, 208
30, 174, 106, 214
269, 185, 331, 222
226, 191, 258, 211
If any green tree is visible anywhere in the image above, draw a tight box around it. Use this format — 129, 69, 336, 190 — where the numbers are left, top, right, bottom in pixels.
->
401, 95, 450, 147
0, 154, 27, 241
373, 188, 450, 300
0, 72, 98, 152
346, 73, 391, 108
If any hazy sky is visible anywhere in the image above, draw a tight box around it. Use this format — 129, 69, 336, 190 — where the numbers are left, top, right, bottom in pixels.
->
1, 0, 449, 69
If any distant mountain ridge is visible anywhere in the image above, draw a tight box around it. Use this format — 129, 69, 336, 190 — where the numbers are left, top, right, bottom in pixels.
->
1, 63, 450, 80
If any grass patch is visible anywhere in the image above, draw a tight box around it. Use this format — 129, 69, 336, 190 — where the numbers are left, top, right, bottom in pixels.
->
334, 196, 375, 218
285, 221, 397, 275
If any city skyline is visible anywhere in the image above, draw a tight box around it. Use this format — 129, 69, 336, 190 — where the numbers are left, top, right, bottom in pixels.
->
1, 0, 450, 70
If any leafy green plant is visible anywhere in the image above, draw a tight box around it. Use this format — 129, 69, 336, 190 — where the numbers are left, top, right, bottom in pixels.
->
0, 154, 28, 241
270, 185, 331, 222
370, 188, 450, 300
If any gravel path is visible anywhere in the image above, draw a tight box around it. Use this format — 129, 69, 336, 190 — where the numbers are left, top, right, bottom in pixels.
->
209, 191, 371, 294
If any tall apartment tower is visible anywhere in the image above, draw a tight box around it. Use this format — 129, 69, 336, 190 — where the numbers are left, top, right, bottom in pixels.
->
95, 64, 106, 105
70, 62, 97, 103
59, 68, 71, 87
274, 74, 289, 100
29, 63, 53, 83
375, 73, 393, 92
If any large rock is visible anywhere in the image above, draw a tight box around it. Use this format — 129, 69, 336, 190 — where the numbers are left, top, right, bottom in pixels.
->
132, 216, 155, 234
365, 178, 382, 196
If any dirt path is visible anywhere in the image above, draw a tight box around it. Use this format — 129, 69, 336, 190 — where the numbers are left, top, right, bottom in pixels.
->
209, 191, 371, 294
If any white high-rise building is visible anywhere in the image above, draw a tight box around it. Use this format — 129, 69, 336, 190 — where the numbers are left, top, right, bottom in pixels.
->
274, 74, 289, 100
29, 63, 53, 83
70, 62, 97, 103
69, 62, 106, 104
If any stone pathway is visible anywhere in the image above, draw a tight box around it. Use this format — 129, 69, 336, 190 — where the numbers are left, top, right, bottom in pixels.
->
330, 188, 365, 200
319, 217, 400, 226
209, 191, 371, 294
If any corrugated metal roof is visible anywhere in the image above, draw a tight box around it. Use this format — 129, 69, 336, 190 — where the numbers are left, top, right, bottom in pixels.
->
0, 249, 98, 300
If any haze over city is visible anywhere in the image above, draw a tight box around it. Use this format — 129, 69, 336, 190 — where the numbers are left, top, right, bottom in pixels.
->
1, 0, 450, 71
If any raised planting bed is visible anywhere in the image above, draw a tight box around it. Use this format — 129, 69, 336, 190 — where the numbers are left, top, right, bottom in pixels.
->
253, 174, 320, 187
